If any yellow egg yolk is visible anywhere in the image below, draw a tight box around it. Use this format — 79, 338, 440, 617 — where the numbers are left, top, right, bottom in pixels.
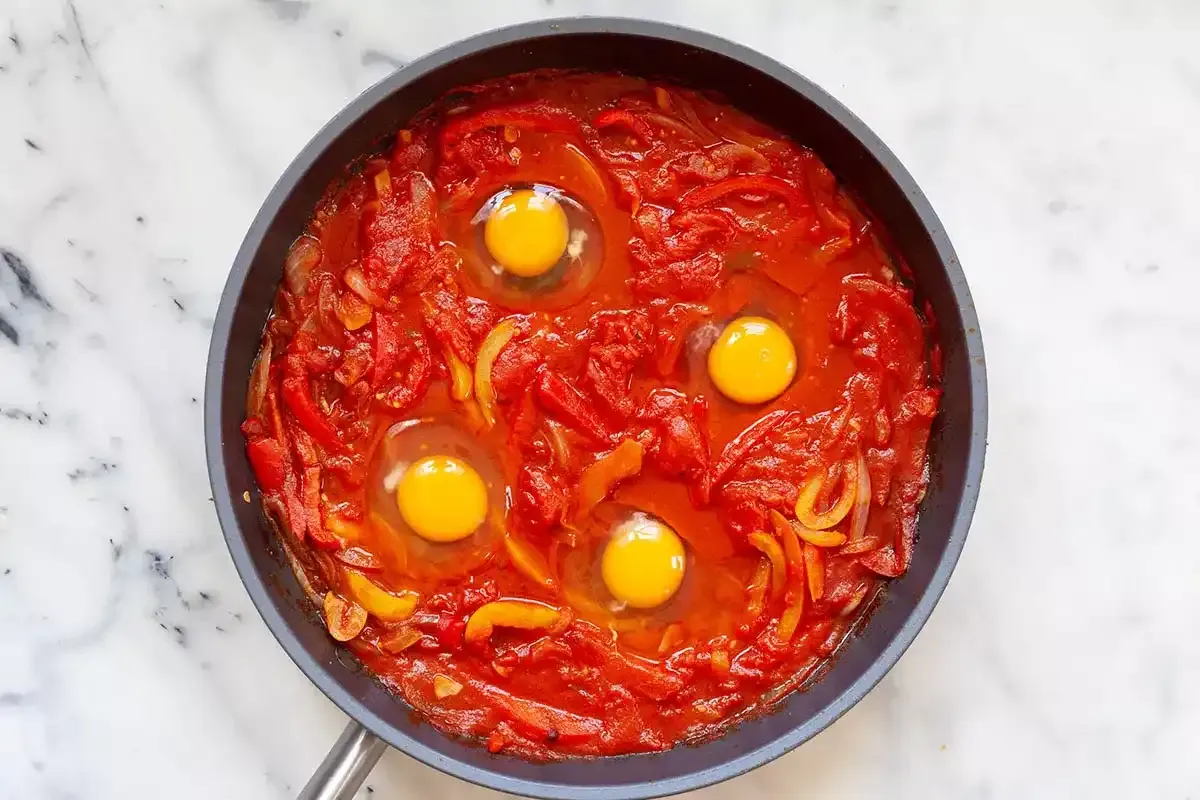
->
484, 189, 569, 278
601, 516, 686, 609
395, 455, 487, 543
707, 316, 797, 404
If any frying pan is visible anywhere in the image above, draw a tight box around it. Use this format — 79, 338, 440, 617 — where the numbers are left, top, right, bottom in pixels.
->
204, 17, 987, 800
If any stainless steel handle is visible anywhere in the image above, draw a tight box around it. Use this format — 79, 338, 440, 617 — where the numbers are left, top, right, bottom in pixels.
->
297, 720, 387, 800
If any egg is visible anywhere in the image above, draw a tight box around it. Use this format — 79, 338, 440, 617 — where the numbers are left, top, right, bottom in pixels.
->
395, 455, 487, 543
464, 184, 603, 310
601, 514, 687, 609
706, 316, 797, 404
484, 189, 569, 277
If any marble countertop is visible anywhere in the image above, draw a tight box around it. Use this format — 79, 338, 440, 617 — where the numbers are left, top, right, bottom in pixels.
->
2, 1, 1198, 797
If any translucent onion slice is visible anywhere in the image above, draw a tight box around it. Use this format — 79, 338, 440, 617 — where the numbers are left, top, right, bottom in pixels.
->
848, 449, 871, 541
795, 456, 859, 530
284, 236, 322, 296
795, 525, 848, 549
464, 599, 562, 644
657, 623, 686, 655
474, 319, 518, 428
776, 589, 806, 644
444, 347, 473, 401
344, 265, 389, 308
804, 542, 825, 602
504, 531, 558, 591
379, 627, 422, 653
245, 337, 273, 419
748, 531, 786, 601
744, 559, 772, 620
768, 510, 804, 579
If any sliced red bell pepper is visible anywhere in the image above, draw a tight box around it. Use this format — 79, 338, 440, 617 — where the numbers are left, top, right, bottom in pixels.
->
280, 354, 344, 453
592, 108, 654, 142
470, 681, 602, 745
534, 369, 610, 444
681, 175, 808, 213
246, 438, 287, 493
710, 409, 793, 487
300, 465, 338, 550
440, 101, 582, 157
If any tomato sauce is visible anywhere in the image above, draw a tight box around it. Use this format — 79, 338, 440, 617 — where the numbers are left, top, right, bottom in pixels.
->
241, 70, 940, 758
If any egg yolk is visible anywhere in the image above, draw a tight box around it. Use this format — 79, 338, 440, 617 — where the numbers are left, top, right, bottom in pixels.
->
707, 316, 797, 404
601, 516, 686, 609
395, 455, 487, 543
484, 189, 569, 278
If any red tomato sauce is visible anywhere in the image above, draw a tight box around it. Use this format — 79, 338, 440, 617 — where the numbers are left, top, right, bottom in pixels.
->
241, 71, 940, 758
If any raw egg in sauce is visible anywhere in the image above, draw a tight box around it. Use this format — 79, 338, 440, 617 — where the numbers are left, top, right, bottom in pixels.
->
601, 513, 686, 609
395, 455, 487, 543
465, 184, 603, 309
366, 418, 503, 580
707, 316, 797, 404
484, 189, 569, 277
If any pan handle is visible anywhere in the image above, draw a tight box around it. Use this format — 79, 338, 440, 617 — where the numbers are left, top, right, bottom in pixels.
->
297, 720, 388, 800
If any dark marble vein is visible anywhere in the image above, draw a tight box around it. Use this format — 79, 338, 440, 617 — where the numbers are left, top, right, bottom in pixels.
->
2, 248, 52, 309
0, 313, 16, 344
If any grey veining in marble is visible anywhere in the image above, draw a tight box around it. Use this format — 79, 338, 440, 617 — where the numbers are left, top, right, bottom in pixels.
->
1, 1, 1198, 798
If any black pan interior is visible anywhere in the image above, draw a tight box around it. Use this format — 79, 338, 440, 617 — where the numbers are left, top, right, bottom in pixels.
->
206, 19, 986, 800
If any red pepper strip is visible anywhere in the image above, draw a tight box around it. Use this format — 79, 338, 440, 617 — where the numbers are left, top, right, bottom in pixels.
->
534, 369, 610, 444
280, 354, 344, 453
681, 175, 808, 213
300, 465, 338, 549
711, 409, 792, 487
470, 680, 602, 745
372, 312, 401, 389
246, 438, 287, 493
439, 101, 581, 157
592, 109, 654, 142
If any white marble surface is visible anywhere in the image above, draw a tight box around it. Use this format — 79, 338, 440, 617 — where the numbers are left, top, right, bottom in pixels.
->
1, 0, 1198, 797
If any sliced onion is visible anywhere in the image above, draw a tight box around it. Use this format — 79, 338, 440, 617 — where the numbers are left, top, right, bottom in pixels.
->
317, 277, 343, 338
245, 337, 273, 418
795, 457, 858, 530
848, 448, 871, 541
775, 591, 806, 644
544, 420, 571, 469
769, 510, 804, 579
748, 532, 786, 601
379, 627, 422, 653
444, 347, 473, 401
343, 265, 389, 308
804, 542, 825, 602
284, 236, 322, 296
504, 531, 558, 591
744, 558, 771, 620
657, 623, 686, 655
474, 319, 519, 428
563, 143, 610, 202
